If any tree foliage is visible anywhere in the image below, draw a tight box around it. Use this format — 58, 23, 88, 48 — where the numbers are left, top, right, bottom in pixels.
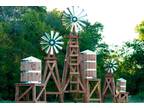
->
0, 6, 106, 101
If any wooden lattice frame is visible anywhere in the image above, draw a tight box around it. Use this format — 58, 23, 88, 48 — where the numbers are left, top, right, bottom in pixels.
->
15, 83, 46, 103
115, 92, 128, 103
102, 73, 116, 102
62, 35, 86, 102
40, 54, 63, 102
85, 78, 102, 102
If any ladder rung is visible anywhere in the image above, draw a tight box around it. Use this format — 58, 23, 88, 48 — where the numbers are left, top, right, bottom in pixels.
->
70, 81, 78, 84
69, 45, 79, 47
64, 90, 85, 93
70, 54, 78, 57
70, 63, 78, 65
70, 72, 79, 75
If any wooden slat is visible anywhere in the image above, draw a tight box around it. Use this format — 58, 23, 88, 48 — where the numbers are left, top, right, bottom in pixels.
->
46, 92, 62, 95
17, 86, 33, 101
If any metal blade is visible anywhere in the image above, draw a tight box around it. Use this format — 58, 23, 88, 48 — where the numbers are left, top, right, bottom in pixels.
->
45, 32, 50, 40
45, 46, 50, 54
77, 20, 86, 27
55, 44, 62, 50
78, 14, 87, 19
40, 41, 48, 45
41, 44, 49, 50
41, 36, 49, 42
50, 46, 54, 55
77, 9, 84, 17
56, 41, 64, 45
67, 7, 73, 16
54, 32, 59, 40
51, 31, 54, 39
54, 46, 59, 54
72, 6, 75, 16
55, 36, 63, 41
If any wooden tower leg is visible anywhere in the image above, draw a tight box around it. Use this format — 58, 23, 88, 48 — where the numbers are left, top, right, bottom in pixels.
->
102, 73, 116, 102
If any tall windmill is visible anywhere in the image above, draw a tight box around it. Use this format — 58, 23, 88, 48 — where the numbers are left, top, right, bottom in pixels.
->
37, 31, 64, 102
102, 59, 118, 102
61, 6, 88, 102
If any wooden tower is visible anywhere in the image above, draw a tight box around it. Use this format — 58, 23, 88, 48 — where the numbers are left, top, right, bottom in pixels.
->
39, 31, 64, 102
61, 6, 88, 102
62, 33, 86, 102
36, 54, 63, 102
102, 73, 116, 102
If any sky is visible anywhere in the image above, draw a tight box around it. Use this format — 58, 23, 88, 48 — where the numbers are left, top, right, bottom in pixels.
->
46, 0, 144, 46
1, 0, 144, 46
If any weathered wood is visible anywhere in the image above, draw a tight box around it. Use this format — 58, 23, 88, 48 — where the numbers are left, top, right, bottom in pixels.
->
17, 86, 33, 101
115, 92, 128, 103
62, 35, 86, 102
15, 83, 45, 102
85, 79, 102, 103
102, 73, 116, 102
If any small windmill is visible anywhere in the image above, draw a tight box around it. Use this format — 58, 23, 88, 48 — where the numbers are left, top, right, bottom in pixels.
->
102, 59, 118, 102
104, 59, 118, 74
37, 31, 64, 102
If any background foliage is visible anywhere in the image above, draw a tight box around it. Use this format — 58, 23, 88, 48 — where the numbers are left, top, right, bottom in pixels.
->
0, 6, 144, 101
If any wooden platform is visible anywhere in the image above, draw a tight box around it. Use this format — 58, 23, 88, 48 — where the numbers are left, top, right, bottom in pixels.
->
115, 92, 129, 103
85, 78, 102, 102
15, 83, 46, 103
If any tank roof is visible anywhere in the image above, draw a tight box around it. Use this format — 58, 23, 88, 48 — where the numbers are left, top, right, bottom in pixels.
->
81, 49, 96, 54
22, 56, 41, 62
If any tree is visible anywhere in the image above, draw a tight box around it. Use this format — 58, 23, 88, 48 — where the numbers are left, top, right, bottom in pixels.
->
0, 6, 107, 101
135, 20, 144, 41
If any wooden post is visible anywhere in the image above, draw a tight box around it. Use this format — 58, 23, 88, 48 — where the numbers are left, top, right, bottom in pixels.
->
102, 73, 116, 102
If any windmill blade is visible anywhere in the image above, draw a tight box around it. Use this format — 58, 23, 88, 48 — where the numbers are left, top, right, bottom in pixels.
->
55, 36, 63, 41
77, 9, 84, 17
67, 7, 73, 16
54, 46, 59, 54
56, 41, 64, 45
55, 44, 62, 50
76, 22, 83, 31
45, 32, 50, 40
41, 36, 49, 42
63, 11, 70, 17
45, 46, 50, 54
54, 32, 60, 39
50, 46, 54, 55
40, 41, 48, 45
78, 20, 87, 27
51, 31, 54, 39
41, 44, 49, 50
72, 6, 75, 16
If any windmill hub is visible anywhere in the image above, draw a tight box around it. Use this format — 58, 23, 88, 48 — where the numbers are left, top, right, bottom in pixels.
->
49, 39, 55, 46
72, 16, 78, 22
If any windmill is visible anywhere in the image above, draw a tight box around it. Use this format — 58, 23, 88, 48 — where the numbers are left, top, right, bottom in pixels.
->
102, 59, 118, 102
61, 6, 88, 102
37, 31, 64, 102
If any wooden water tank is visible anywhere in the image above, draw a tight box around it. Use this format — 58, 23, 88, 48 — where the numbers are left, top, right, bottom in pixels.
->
20, 56, 41, 84
81, 50, 97, 79
116, 78, 126, 93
